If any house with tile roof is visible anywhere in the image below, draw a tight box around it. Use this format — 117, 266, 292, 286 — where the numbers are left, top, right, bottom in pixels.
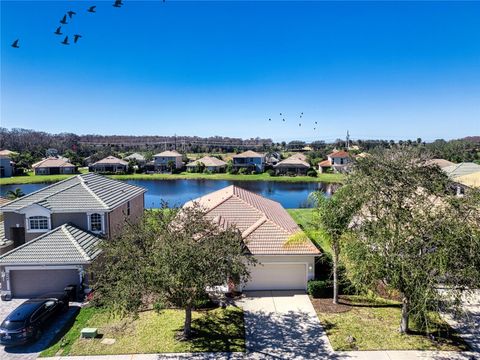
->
153, 150, 184, 172
0, 150, 16, 178
124, 152, 146, 165
186, 156, 227, 173
32, 157, 77, 175
318, 150, 351, 173
184, 185, 320, 291
0, 173, 146, 299
273, 155, 311, 175
232, 150, 266, 173
90, 156, 129, 173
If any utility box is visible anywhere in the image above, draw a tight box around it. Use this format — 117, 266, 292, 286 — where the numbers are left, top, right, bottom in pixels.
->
80, 328, 98, 339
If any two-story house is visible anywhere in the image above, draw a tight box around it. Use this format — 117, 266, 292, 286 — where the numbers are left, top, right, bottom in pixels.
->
318, 150, 351, 173
153, 150, 183, 172
0, 173, 146, 299
0, 150, 14, 178
232, 150, 266, 173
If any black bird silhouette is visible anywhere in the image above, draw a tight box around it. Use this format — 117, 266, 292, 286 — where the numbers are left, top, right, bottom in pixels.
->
61, 36, 70, 45
314, 127, 316, 130
279, 113, 282, 116
54, 26, 63, 35
11, 39, 20, 48
299, 123, 302, 127
60, 15, 68, 24
282, 118, 285, 122
268, 118, 271, 121
315, 121, 317, 124
67, 11, 76, 18
113, 0, 123, 7
87, 5, 96, 13
73, 34, 82, 43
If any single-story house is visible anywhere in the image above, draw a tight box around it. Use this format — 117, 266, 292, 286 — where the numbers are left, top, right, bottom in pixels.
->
186, 156, 227, 172
124, 153, 146, 165
426, 159, 456, 169
454, 171, 480, 189
32, 157, 77, 175
318, 150, 351, 173
153, 150, 183, 172
185, 185, 320, 291
442, 162, 480, 179
90, 156, 129, 173
0, 150, 15, 178
0, 224, 101, 299
232, 150, 266, 172
274, 155, 311, 175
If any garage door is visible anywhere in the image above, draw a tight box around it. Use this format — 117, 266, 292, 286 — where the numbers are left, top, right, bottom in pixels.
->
10, 269, 80, 298
244, 263, 307, 291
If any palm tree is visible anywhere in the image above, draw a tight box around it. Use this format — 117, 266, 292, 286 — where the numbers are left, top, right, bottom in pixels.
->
5, 188, 25, 200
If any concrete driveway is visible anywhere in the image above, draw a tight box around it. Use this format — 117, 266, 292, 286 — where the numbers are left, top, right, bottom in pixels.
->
0, 299, 80, 360
237, 290, 335, 359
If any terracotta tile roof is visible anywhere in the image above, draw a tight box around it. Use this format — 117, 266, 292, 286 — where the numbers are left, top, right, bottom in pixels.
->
232, 150, 264, 158
92, 156, 128, 166
318, 159, 332, 167
186, 156, 227, 168
328, 150, 350, 158
185, 186, 320, 255
32, 157, 76, 168
0, 150, 16, 158
154, 150, 182, 157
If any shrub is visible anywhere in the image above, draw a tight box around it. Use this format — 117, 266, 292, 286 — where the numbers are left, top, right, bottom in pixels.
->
307, 168, 318, 177
307, 280, 333, 298
238, 167, 249, 175
267, 169, 275, 177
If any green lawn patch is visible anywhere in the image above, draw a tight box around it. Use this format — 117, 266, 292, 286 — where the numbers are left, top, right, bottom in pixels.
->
40, 306, 245, 357
313, 295, 468, 351
287, 208, 332, 255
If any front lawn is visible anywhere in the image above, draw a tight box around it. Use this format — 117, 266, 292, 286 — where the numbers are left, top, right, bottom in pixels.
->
313, 295, 468, 351
40, 306, 245, 357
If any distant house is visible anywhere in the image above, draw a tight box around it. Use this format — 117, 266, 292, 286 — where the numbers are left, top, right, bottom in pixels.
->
0, 150, 14, 178
232, 150, 266, 172
153, 150, 183, 172
90, 156, 128, 173
274, 155, 310, 175
124, 153, 146, 165
186, 156, 227, 173
318, 150, 351, 173
265, 152, 282, 166
32, 157, 77, 175
442, 162, 480, 195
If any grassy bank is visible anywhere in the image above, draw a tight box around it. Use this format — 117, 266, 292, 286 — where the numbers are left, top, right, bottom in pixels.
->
287, 208, 332, 255
1, 171, 344, 186
40, 306, 245, 357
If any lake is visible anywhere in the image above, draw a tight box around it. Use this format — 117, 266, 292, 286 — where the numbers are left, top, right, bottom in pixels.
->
0, 179, 339, 209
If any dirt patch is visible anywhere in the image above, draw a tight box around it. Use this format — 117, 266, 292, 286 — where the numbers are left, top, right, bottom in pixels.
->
310, 295, 353, 314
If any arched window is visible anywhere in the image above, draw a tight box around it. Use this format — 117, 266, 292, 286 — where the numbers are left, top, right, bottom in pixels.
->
29, 216, 49, 230
90, 213, 102, 232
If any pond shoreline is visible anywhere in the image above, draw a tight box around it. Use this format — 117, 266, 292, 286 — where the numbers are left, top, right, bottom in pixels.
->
0, 172, 344, 186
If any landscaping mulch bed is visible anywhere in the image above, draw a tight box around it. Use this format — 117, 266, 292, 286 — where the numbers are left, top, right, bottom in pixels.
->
310, 295, 361, 314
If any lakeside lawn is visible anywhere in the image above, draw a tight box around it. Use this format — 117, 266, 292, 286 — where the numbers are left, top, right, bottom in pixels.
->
313, 295, 468, 351
0, 171, 344, 186
40, 306, 245, 357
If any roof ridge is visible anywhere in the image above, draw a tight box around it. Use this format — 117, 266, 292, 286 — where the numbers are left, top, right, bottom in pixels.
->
62, 224, 91, 261
241, 216, 267, 238
79, 176, 110, 209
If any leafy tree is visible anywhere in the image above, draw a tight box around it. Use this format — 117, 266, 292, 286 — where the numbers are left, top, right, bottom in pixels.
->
310, 186, 359, 304
5, 188, 25, 199
343, 148, 480, 334
167, 160, 176, 172
93, 204, 254, 338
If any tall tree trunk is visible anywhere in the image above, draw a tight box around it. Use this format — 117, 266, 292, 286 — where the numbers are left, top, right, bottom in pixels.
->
184, 304, 192, 338
400, 296, 409, 334
333, 241, 339, 305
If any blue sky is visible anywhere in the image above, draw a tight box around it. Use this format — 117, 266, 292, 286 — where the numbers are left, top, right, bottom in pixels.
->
1, 1, 479, 142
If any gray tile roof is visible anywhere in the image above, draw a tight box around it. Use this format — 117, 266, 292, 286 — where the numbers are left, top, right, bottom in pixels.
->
443, 162, 480, 179
0, 173, 146, 213
0, 224, 102, 265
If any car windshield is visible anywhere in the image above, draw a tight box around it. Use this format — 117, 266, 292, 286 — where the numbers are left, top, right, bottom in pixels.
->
0, 320, 25, 330
5, 300, 45, 321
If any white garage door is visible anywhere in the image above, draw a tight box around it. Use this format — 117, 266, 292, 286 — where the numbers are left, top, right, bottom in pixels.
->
10, 269, 80, 298
244, 263, 307, 291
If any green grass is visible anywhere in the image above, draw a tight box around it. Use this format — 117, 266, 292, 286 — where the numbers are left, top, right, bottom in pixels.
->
40, 306, 245, 357
316, 295, 468, 351
287, 208, 332, 255
1, 171, 344, 185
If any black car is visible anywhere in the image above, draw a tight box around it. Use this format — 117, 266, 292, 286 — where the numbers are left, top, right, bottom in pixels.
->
0, 292, 69, 347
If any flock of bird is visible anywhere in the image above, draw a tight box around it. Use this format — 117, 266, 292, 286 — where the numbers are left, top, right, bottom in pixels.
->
268, 112, 318, 131
11, 0, 130, 48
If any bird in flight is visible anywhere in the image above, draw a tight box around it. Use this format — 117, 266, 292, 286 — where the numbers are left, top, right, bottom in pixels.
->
113, 0, 123, 8
67, 11, 76, 18
268, 118, 271, 121
299, 123, 302, 126
11, 39, 20, 48
87, 5, 96, 13
61, 36, 70, 45
282, 118, 285, 122
73, 34, 82, 43
60, 15, 68, 24
54, 26, 63, 35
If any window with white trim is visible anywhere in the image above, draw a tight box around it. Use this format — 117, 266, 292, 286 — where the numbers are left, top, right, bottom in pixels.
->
90, 213, 102, 232
29, 216, 49, 230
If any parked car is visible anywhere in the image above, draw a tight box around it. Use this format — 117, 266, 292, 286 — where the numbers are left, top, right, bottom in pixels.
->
0, 293, 69, 347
